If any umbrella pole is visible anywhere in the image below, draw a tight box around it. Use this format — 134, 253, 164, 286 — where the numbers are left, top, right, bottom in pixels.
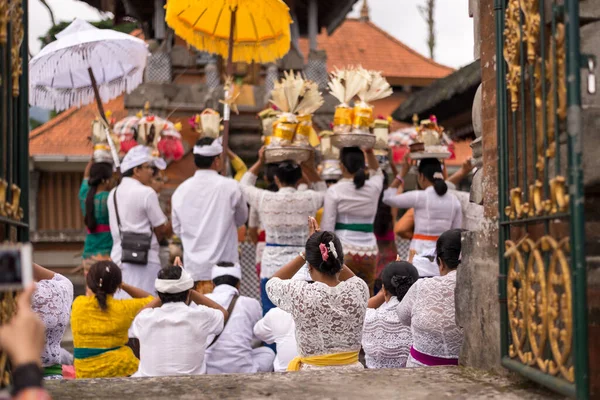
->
221, 7, 237, 176
88, 68, 120, 167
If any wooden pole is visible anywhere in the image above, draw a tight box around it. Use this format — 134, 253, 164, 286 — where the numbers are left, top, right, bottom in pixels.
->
88, 68, 120, 167
221, 7, 237, 176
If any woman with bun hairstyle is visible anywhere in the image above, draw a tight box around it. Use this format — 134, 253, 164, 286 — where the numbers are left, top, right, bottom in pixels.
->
362, 259, 419, 369
241, 148, 326, 315
320, 147, 384, 295
266, 217, 369, 371
396, 229, 464, 367
383, 157, 462, 277
70, 261, 155, 378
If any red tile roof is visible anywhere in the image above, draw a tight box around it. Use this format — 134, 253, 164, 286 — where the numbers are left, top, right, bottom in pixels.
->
30, 96, 128, 156
299, 19, 453, 81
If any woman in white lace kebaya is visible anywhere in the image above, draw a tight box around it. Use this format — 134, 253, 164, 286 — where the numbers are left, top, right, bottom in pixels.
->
321, 147, 384, 295
241, 149, 326, 315
397, 229, 464, 367
31, 263, 74, 379
362, 260, 419, 369
383, 157, 462, 277
266, 217, 369, 371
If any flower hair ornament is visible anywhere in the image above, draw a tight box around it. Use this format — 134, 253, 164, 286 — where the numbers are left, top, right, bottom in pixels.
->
328, 241, 338, 259
319, 243, 329, 261
433, 172, 444, 180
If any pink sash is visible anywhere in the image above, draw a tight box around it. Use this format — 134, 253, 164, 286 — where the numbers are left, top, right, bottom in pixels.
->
410, 346, 458, 366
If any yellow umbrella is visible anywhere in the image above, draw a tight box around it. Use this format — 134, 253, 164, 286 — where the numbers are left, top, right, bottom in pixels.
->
165, 0, 292, 64
165, 0, 292, 174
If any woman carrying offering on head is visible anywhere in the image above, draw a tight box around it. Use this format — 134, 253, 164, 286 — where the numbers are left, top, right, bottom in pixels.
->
383, 156, 462, 277
266, 217, 369, 371
320, 147, 384, 295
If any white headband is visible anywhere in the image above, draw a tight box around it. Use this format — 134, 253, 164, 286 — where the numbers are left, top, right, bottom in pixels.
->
155, 268, 194, 294
193, 137, 223, 157
211, 263, 242, 280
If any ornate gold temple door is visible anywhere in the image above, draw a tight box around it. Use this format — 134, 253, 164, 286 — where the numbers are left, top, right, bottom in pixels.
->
0, 0, 29, 386
495, 0, 589, 398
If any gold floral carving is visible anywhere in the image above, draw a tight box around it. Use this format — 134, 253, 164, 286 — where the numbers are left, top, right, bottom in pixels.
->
520, 0, 540, 65
10, 0, 23, 97
504, 0, 521, 112
524, 238, 548, 371
505, 236, 574, 383
550, 176, 569, 214
544, 237, 574, 383
505, 187, 526, 219
528, 180, 544, 217
505, 239, 529, 364
0, 0, 8, 45
546, 23, 566, 159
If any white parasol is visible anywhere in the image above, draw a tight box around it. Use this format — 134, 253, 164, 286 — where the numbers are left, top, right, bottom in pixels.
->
28, 19, 149, 166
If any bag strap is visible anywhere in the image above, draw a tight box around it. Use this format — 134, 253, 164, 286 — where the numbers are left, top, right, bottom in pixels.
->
207, 293, 239, 348
113, 187, 122, 233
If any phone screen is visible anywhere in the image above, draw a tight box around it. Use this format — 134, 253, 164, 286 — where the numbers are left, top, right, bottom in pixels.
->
0, 244, 32, 291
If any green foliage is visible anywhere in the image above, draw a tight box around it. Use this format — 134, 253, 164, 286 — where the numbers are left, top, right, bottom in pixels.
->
38, 19, 138, 49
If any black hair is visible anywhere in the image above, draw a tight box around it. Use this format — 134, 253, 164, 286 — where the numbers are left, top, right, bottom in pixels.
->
418, 158, 448, 196
85, 162, 113, 232
340, 147, 367, 189
265, 163, 280, 192
122, 168, 135, 178
213, 275, 240, 287
275, 160, 302, 187
156, 267, 191, 304
325, 179, 339, 186
87, 261, 122, 311
374, 174, 393, 236
436, 229, 464, 270
305, 231, 344, 276
381, 261, 419, 300
194, 137, 218, 169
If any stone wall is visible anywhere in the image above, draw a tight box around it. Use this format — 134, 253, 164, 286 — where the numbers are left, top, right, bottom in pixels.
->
455, 0, 503, 374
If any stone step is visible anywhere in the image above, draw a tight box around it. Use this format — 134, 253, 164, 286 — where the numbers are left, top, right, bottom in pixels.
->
46, 366, 563, 399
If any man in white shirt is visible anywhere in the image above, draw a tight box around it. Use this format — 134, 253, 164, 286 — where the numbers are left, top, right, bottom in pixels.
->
254, 307, 297, 372
205, 263, 275, 374
108, 145, 172, 297
132, 266, 227, 377
171, 137, 248, 294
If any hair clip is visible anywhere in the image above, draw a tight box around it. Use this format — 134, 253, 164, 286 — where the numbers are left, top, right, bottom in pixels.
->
99, 278, 103, 288
105, 266, 110, 273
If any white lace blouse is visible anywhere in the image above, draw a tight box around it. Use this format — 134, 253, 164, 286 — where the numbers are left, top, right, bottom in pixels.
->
32, 274, 74, 367
266, 276, 369, 366
362, 297, 411, 369
240, 172, 326, 278
396, 271, 463, 366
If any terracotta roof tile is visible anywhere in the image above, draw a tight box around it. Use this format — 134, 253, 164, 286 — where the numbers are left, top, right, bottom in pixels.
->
299, 19, 453, 80
30, 96, 128, 156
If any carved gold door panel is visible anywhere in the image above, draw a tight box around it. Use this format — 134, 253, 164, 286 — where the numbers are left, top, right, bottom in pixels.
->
496, 0, 589, 398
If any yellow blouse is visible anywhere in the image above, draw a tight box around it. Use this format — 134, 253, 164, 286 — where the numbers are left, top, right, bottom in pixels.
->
71, 295, 153, 378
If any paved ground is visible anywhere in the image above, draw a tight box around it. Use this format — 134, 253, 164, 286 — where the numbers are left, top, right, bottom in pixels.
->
46, 366, 564, 399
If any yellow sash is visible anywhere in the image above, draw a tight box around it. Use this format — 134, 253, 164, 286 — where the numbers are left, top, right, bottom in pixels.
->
287, 351, 360, 371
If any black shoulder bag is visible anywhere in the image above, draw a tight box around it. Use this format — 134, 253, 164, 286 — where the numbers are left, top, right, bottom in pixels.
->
113, 187, 153, 265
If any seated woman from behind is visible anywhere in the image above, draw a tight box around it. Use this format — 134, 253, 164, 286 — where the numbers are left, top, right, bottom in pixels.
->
266, 217, 369, 371
397, 229, 464, 367
71, 261, 154, 378
362, 259, 419, 369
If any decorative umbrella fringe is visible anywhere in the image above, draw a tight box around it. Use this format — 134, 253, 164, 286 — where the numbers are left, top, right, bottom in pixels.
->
30, 41, 147, 82
166, 15, 290, 64
29, 68, 144, 112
